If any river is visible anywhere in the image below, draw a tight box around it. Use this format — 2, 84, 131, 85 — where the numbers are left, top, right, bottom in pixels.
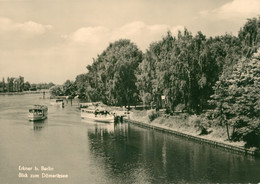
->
0, 93, 260, 183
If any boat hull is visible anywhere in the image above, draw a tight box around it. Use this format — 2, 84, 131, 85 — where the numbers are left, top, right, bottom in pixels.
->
50, 99, 65, 108
81, 112, 114, 123
28, 113, 47, 121
50, 102, 64, 107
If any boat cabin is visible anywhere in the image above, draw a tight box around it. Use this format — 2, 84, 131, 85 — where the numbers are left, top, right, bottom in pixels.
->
28, 105, 48, 121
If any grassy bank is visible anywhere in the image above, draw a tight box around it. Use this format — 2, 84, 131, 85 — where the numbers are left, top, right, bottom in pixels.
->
129, 110, 247, 148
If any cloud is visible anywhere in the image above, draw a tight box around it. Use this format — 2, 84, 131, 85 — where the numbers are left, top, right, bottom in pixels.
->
0, 17, 52, 35
63, 21, 184, 50
1, 20, 184, 84
16, 21, 52, 34
111, 21, 183, 39
196, 0, 260, 36
200, 0, 260, 20
0, 17, 57, 50
63, 26, 109, 43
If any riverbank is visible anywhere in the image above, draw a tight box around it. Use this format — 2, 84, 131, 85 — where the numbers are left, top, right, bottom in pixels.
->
126, 110, 260, 157
0, 90, 48, 95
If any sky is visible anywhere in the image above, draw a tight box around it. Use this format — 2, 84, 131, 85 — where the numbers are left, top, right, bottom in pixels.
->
1, 0, 260, 84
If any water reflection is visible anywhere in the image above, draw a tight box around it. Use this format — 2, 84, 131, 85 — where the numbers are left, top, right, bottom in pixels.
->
86, 122, 260, 183
33, 123, 44, 131
31, 119, 47, 131
87, 122, 153, 183
86, 121, 130, 139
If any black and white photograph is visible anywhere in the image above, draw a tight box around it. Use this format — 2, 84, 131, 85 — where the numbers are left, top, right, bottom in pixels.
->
0, 0, 260, 183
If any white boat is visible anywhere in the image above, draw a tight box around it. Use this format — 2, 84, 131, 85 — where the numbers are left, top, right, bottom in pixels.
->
50, 99, 64, 107
28, 105, 48, 121
81, 107, 114, 123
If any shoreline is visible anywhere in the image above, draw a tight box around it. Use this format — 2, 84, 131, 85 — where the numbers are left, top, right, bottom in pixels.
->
0, 91, 48, 95
124, 118, 260, 157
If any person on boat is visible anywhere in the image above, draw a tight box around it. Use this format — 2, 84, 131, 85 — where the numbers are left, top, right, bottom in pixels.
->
95, 109, 99, 117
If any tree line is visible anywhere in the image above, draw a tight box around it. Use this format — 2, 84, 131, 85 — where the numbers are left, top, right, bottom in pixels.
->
55, 17, 259, 147
0, 76, 55, 92
67, 17, 259, 110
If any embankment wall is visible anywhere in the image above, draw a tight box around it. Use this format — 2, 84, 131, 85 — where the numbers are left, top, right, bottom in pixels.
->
124, 119, 260, 157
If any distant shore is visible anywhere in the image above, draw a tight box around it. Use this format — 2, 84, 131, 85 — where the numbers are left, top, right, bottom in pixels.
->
0, 90, 48, 95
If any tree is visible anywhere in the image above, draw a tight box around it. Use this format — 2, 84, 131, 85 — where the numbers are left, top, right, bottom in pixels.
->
135, 45, 157, 107
63, 80, 76, 96
47, 82, 55, 89
209, 48, 260, 148
24, 81, 31, 91
86, 39, 143, 107
7, 77, 15, 92
138, 30, 221, 113
49, 85, 64, 97
74, 73, 89, 99
238, 16, 260, 58
18, 76, 24, 92
0, 78, 6, 92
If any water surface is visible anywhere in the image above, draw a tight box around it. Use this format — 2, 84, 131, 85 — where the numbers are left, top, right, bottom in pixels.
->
0, 94, 260, 183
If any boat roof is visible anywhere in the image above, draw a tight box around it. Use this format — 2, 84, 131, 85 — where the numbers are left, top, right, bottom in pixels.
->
80, 102, 92, 105
29, 105, 48, 110
55, 99, 63, 101
51, 99, 63, 101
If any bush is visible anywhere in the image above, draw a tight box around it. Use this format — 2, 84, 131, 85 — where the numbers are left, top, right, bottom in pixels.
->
175, 103, 185, 112
189, 114, 211, 135
233, 120, 260, 148
147, 109, 158, 122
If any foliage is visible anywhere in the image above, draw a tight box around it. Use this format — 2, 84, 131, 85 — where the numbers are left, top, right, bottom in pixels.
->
0, 76, 55, 93
174, 104, 185, 112
63, 16, 260, 148
135, 30, 241, 113
135, 42, 157, 108
49, 85, 63, 97
74, 73, 89, 99
71, 17, 260, 112
63, 80, 77, 97
209, 49, 260, 147
36, 82, 55, 90
189, 114, 211, 135
238, 16, 260, 58
76, 39, 143, 106
0, 76, 25, 92
147, 109, 159, 122
24, 81, 31, 91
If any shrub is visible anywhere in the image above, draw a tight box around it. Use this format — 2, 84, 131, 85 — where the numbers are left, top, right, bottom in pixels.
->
147, 109, 158, 122
175, 103, 185, 112
189, 114, 211, 135
234, 120, 260, 148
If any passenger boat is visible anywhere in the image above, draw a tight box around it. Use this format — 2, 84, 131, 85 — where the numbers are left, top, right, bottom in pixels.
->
81, 107, 114, 123
50, 99, 64, 107
28, 105, 48, 121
